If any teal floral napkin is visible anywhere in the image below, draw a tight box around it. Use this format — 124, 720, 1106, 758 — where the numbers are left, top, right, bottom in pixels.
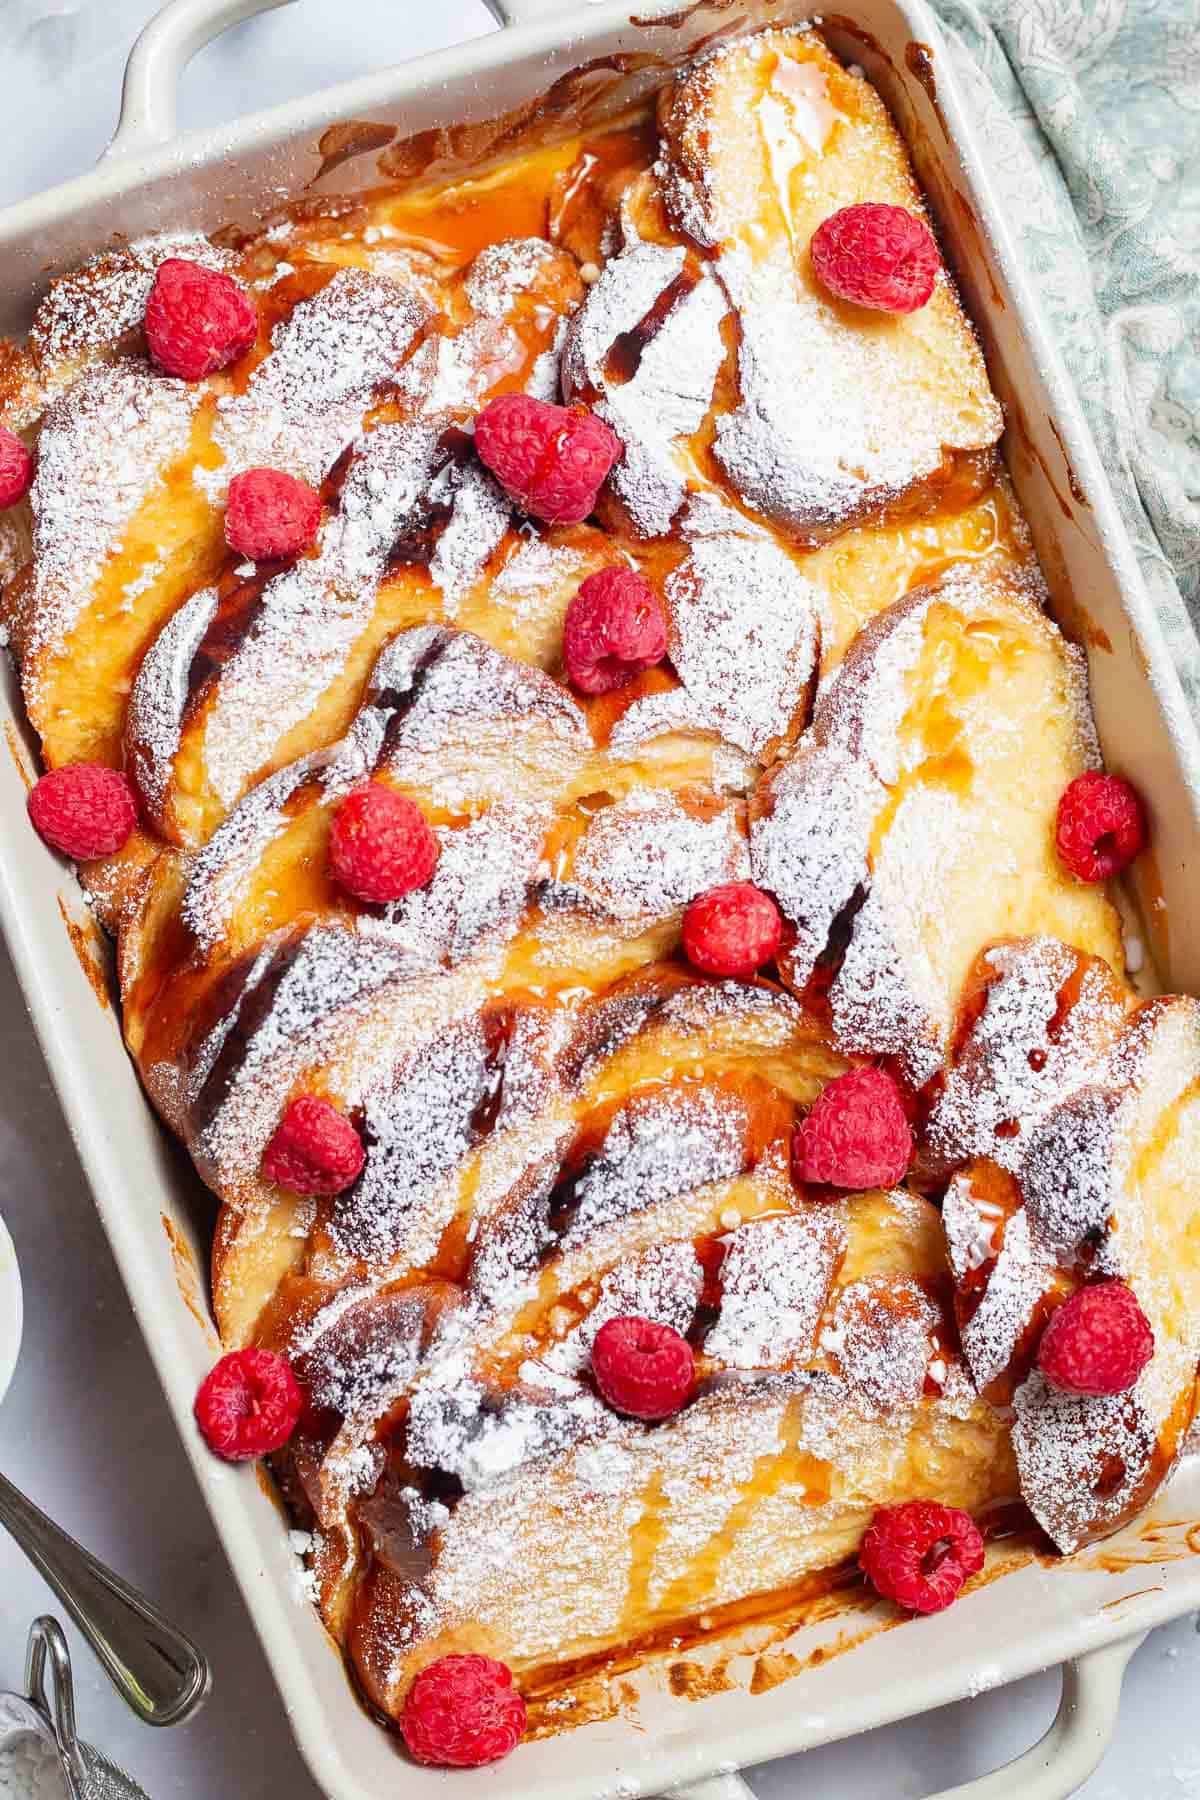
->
934, 0, 1200, 706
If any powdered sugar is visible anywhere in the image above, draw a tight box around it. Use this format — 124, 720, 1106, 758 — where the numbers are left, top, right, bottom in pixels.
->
752, 563, 1105, 1086
564, 787, 750, 927
27, 232, 232, 405
562, 238, 728, 537
25, 360, 198, 667
126, 584, 220, 819
822, 1277, 937, 1415
565, 1084, 749, 1246
197, 267, 428, 503
924, 938, 1130, 1179
955, 1204, 1054, 1395
539, 1240, 703, 1376
705, 1211, 844, 1368
611, 524, 819, 757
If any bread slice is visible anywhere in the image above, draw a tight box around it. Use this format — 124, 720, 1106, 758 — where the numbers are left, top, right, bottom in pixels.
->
278, 1187, 1013, 1704
561, 26, 1002, 548
7, 268, 430, 782
933, 938, 1200, 1551
124, 241, 583, 850
657, 27, 1002, 540
750, 561, 1124, 1087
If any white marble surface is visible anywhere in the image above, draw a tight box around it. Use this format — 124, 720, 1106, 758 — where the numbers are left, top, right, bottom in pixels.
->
0, 3, 1197, 1795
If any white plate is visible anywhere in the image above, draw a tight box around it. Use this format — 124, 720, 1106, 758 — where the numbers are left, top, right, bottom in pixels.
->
0, 1214, 23, 1408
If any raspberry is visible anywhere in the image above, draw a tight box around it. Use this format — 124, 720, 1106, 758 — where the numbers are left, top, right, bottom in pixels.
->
683, 881, 783, 978
860, 1501, 985, 1614
144, 257, 258, 380
1055, 771, 1146, 882
793, 1065, 912, 1189
0, 426, 33, 507
225, 467, 321, 561
329, 782, 439, 904
262, 1095, 365, 1196
591, 1315, 694, 1421
562, 565, 668, 695
1037, 1280, 1154, 1397
810, 204, 941, 314
474, 394, 620, 525
400, 1654, 526, 1768
194, 1348, 302, 1462
28, 763, 137, 860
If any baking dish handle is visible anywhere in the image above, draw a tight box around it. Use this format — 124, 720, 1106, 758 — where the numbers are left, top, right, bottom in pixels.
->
104, 0, 299, 163
666, 1633, 1146, 1800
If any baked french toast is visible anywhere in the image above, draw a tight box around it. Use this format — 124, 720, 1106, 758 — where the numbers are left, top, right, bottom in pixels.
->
928, 938, 1200, 1551
0, 17, 1186, 1771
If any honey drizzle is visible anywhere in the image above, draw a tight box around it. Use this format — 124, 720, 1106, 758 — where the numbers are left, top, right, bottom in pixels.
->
868, 602, 1030, 869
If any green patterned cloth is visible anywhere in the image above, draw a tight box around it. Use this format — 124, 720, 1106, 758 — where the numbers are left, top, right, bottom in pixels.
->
934, 0, 1200, 707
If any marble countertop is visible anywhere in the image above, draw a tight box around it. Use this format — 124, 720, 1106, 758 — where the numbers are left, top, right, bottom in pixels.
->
0, 3, 1196, 1795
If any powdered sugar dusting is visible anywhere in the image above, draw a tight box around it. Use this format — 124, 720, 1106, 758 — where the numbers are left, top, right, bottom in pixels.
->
539, 1240, 703, 1376
705, 1211, 845, 1369
376, 624, 590, 811
25, 360, 198, 666
564, 787, 749, 927
195, 421, 438, 811
1013, 1373, 1156, 1555
198, 268, 427, 502
750, 741, 878, 983
564, 1085, 749, 1246
612, 525, 818, 757
925, 938, 1129, 1179
127, 584, 219, 817
563, 238, 728, 537
27, 233, 233, 406
822, 1277, 937, 1415
958, 1206, 1054, 1394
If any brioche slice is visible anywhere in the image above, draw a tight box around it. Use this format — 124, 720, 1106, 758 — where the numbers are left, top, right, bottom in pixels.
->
750, 562, 1124, 1087
932, 938, 1200, 1551
195, 959, 843, 1346
9, 267, 430, 780
656, 27, 1002, 541
125, 241, 583, 848
0, 234, 236, 431
296, 1189, 1013, 1703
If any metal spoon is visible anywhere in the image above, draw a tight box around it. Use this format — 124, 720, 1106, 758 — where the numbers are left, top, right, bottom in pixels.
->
0, 1212, 210, 1728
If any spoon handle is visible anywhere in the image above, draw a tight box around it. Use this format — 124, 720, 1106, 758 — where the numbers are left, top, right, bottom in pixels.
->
0, 1470, 210, 1726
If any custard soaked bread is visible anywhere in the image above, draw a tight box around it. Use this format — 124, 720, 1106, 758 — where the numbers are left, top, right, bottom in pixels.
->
565, 27, 1001, 546
928, 939, 1200, 1552
0, 15, 1185, 1770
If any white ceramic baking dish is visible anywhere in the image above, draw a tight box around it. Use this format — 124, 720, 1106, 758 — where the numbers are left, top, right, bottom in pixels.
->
1, 3, 1198, 1797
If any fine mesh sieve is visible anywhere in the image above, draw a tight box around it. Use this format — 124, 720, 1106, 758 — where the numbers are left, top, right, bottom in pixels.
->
0, 1620, 149, 1800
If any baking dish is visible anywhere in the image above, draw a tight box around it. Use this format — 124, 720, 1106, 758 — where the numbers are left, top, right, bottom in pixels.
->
1, 1, 1199, 1796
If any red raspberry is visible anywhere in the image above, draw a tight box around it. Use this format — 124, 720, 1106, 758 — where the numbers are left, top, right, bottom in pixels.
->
194, 1348, 303, 1462
262, 1095, 365, 1196
1055, 771, 1146, 882
810, 204, 941, 314
562, 565, 668, 695
1037, 1280, 1154, 1397
474, 394, 620, 525
144, 257, 258, 380
329, 782, 439, 904
591, 1315, 694, 1421
683, 881, 783, 978
225, 467, 321, 561
860, 1501, 985, 1614
401, 1654, 526, 1768
793, 1065, 912, 1189
28, 763, 137, 860
0, 426, 33, 507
